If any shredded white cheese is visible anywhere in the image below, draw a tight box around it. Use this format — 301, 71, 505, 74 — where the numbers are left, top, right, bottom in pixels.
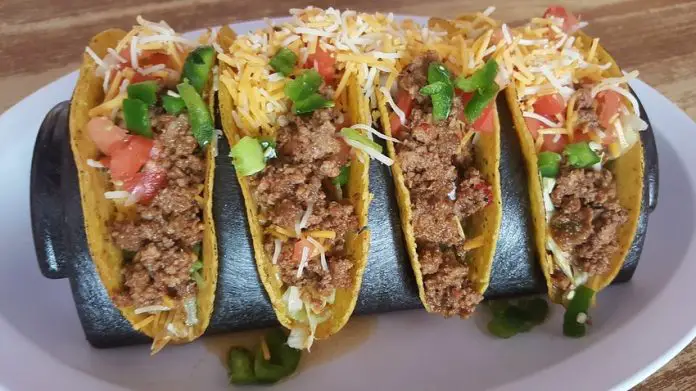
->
351, 123, 400, 143
134, 305, 170, 314
306, 236, 328, 271
104, 191, 131, 199
522, 111, 562, 128
86, 159, 105, 168
380, 87, 405, 127
272, 239, 282, 264
296, 246, 310, 278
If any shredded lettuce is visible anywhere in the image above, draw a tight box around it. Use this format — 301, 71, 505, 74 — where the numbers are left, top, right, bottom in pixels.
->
287, 327, 313, 350
281, 286, 333, 350
541, 177, 556, 218
283, 286, 303, 316
184, 296, 199, 327
326, 289, 337, 305
547, 237, 574, 281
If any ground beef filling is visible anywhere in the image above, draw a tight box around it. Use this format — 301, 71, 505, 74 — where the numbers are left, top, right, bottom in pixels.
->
111, 113, 205, 307
250, 107, 357, 297
549, 166, 628, 277
395, 52, 492, 317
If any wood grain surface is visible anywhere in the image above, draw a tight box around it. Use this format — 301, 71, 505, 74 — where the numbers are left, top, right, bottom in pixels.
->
1, 0, 694, 388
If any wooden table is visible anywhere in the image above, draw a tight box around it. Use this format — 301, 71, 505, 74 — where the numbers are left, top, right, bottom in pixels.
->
1, 0, 693, 387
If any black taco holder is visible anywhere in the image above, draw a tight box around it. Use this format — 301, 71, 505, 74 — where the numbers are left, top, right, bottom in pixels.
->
30, 91, 658, 348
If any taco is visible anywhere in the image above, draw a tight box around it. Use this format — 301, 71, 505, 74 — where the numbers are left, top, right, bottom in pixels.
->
217, 7, 401, 349
502, 7, 646, 330
70, 16, 220, 353
376, 13, 504, 318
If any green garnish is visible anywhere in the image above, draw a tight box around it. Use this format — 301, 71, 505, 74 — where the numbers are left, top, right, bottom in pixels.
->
340, 128, 382, 153
190, 261, 203, 273
122, 98, 152, 138
230, 136, 266, 176
284, 70, 323, 101
454, 59, 500, 122
486, 297, 550, 339
227, 329, 301, 385
176, 82, 215, 147
538, 151, 562, 177
181, 46, 216, 93
420, 62, 454, 121
563, 285, 595, 338
270, 48, 298, 77
463, 83, 499, 122
292, 93, 334, 115
454, 59, 498, 92
228, 348, 257, 385
332, 164, 350, 187
161, 94, 186, 114
564, 141, 601, 168
127, 81, 158, 106
284, 70, 332, 114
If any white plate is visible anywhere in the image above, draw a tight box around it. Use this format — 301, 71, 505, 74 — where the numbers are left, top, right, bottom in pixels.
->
1, 17, 694, 391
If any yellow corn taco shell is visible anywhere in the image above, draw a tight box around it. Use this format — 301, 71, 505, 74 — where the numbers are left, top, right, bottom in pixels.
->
70, 28, 218, 351
505, 31, 644, 303
376, 44, 503, 314
217, 27, 370, 341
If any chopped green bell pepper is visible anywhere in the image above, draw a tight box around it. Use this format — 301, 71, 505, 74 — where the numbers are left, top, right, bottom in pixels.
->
332, 164, 350, 187
162, 94, 186, 114
127, 81, 159, 106
270, 48, 297, 77
228, 347, 257, 385
464, 84, 499, 122
420, 62, 454, 121
454, 58, 498, 93
563, 285, 595, 338
181, 46, 216, 94
122, 98, 152, 138
176, 82, 214, 147
564, 142, 601, 168
538, 151, 562, 177
230, 136, 266, 176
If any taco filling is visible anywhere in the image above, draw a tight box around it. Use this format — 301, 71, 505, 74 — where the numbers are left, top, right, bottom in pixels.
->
251, 103, 358, 345
391, 52, 496, 317
82, 17, 217, 346
220, 7, 402, 349
505, 7, 647, 297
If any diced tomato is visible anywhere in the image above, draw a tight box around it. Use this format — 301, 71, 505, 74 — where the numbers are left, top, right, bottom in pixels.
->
141, 53, 171, 68
457, 91, 496, 132
543, 6, 579, 33
304, 47, 336, 83
109, 136, 154, 181
117, 48, 162, 67
124, 167, 168, 204
572, 128, 593, 142
473, 103, 496, 132
390, 89, 414, 135
130, 72, 160, 84
292, 239, 317, 263
87, 117, 129, 155
533, 93, 565, 117
525, 117, 568, 153
597, 90, 622, 129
